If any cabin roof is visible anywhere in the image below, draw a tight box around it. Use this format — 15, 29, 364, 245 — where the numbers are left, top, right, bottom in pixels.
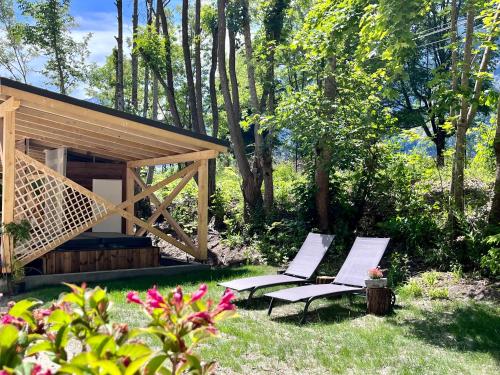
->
0, 77, 227, 162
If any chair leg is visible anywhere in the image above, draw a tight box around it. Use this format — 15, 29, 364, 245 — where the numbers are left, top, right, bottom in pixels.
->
300, 298, 313, 325
267, 298, 275, 316
247, 288, 257, 303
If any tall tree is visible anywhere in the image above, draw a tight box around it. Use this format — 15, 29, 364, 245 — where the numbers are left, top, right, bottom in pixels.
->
131, 0, 139, 111
451, 1, 500, 220
19, 0, 90, 94
115, 0, 125, 110
217, 0, 263, 218
202, 4, 220, 199
0, 0, 36, 83
490, 96, 500, 225
194, 0, 206, 134
182, 0, 200, 132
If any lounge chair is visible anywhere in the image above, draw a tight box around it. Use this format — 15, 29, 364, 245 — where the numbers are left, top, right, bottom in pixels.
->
218, 233, 335, 301
265, 237, 390, 324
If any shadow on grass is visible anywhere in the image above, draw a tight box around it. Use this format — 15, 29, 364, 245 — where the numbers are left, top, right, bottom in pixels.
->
13, 266, 256, 303
388, 302, 500, 360
269, 296, 367, 325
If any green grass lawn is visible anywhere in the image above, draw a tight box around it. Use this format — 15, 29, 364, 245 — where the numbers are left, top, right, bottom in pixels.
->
15, 266, 500, 374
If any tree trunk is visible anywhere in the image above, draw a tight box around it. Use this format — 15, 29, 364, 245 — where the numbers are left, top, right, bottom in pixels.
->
315, 143, 331, 233
158, 1, 183, 128
228, 28, 241, 120
208, 25, 219, 201
489, 97, 500, 226
182, 0, 200, 133
131, 0, 139, 111
451, 6, 475, 217
217, 0, 262, 219
435, 124, 446, 168
194, 0, 206, 134
115, 0, 125, 111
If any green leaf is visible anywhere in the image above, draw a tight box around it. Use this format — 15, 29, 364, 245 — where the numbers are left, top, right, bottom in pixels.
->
26, 340, 53, 356
144, 353, 168, 374
8, 299, 40, 318
117, 343, 151, 360
0, 324, 19, 348
92, 360, 121, 375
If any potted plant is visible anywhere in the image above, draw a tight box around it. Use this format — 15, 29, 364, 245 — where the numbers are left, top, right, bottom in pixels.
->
365, 267, 387, 288
1, 219, 31, 294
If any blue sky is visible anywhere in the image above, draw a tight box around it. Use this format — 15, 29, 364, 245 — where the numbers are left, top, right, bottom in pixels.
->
1, 0, 183, 98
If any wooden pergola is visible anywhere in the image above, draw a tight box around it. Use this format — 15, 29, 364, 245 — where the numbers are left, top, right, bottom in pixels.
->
0, 77, 227, 273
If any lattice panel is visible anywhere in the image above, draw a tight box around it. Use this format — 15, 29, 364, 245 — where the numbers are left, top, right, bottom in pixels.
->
13, 151, 110, 265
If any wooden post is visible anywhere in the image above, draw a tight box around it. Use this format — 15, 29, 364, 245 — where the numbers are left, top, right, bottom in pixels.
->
125, 167, 135, 235
197, 159, 208, 260
1, 109, 17, 273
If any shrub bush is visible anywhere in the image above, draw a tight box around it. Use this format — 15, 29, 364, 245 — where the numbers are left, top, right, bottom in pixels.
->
0, 283, 236, 374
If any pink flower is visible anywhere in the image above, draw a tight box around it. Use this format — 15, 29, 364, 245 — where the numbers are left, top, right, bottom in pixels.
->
31, 364, 51, 375
173, 286, 183, 305
0, 370, 10, 375
190, 284, 208, 303
0, 314, 15, 325
146, 287, 165, 308
219, 289, 235, 305
187, 311, 213, 327
368, 267, 383, 279
217, 303, 236, 312
126, 291, 142, 305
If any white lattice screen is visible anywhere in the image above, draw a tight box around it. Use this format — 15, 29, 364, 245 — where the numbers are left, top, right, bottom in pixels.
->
13, 151, 110, 265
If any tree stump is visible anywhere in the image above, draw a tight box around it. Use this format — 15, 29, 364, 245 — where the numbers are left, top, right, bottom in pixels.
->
366, 288, 393, 315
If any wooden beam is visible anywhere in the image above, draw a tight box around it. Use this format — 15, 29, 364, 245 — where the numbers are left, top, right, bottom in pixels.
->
117, 162, 199, 211
135, 167, 198, 237
1, 86, 227, 152
125, 167, 135, 235
127, 150, 219, 168
1, 108, 17, 272
16, 122, 149, 161
0, 97, 20, 116
197, 159, 209, 260
131, 170, 197, 251
16, 117, 157, 160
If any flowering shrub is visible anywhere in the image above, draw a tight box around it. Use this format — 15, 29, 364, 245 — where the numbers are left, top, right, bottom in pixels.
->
367, 267, 384, 279
0, 283, 236, 374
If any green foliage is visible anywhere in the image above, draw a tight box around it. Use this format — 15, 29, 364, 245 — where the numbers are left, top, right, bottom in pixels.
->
421, 271, 439, 287
1, 219, 31, 245
398, 279, 423, 298
18, 0, 91, 94
481, 233, 500, 277
428, 287, 449, 300
0, 283, 236, 374
387, 252, 410, 287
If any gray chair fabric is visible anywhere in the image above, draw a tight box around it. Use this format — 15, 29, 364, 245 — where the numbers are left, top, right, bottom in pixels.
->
333, 237, 390, 287
263, 237, 390, 322
218, 233, 334, 295
284, 233, 335, 279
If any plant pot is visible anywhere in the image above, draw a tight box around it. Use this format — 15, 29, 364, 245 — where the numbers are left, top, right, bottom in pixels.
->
365, 278, 387, 288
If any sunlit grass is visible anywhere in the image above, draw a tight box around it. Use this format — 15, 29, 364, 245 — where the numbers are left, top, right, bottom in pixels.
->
17, 266, 500, 374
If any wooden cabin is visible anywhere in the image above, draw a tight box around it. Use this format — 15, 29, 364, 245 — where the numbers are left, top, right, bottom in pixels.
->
0, 77, 227, 276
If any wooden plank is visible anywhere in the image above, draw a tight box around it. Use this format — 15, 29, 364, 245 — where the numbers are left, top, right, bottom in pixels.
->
132, 170, 196, 250
127, 150, 219, 168
1, 86, 227, 152
79, 251, 89, 273
16, 118, 155, 160
63, 252, 72, 273
125, 167, 135, 235
1, 108, 16, 272
16, 112, 169, 157
197, 159, 209, 260
135, 167, 197, 236
0, 97, 20, 115
17, 106, 195, 155
118, 162, 199, 211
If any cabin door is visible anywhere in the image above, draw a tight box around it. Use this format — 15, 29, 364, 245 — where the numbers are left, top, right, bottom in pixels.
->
92, 179, 122, 233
